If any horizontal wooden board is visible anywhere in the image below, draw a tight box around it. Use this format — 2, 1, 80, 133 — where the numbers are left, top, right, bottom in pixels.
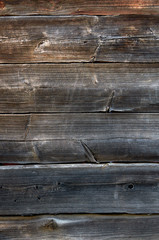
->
0, 15, 159, 63
1, 163, 159, 214
0, 113, 158, 141
0, 0, 159, 16
1, 138, 159, 164
0, 63, 159, 113
1, 214, 159, 239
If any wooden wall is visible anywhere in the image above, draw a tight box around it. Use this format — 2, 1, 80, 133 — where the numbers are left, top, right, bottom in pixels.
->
0, 0, 159, 239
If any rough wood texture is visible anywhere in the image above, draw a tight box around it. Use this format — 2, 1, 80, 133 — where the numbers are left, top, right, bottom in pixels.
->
0, 15, 159, 63
0, 113, 158, 163
0, 113, 158, 141
1, 214, 159, 240
0, 63, 159, 113
1, 163, 159, 214
1, 138, 159, 164
0, 0, 159, 16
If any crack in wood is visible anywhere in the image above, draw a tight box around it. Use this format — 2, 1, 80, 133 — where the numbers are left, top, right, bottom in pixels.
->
106, 90, 115, 112
80, 140, 99, 164
91, 37, 102, 62
24, 115, 32, 140
32, 142, 41, 162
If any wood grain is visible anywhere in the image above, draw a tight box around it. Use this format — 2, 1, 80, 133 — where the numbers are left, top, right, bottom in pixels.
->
1, 163, 159, 214
0, 113, 158, 141
0, 113, 158, 163
1, 214, 159, 239
0, 15, 159, 63
0, 63, 159, 113
0, 1, 158, 238
0, 0, 159, 16
1, 138, 159, 164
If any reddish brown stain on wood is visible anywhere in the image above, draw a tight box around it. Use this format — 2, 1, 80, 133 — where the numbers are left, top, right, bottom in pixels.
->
0, 1, 4, 9
125, 0, 153, 8
0, 0, 159, 15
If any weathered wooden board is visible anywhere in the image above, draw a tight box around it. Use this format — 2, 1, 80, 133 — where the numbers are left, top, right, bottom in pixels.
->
0, 63, 159, 113
1, 138, 159, 164
0, 163, 159, 214
0, 0, 159, 16
0, 113, 158, 141
1, 214, 159, 240
0, 113, 158, 163
0, 15, 159, 63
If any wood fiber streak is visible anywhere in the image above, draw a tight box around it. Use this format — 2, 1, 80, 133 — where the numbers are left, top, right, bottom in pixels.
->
0, 64, 159, 113
0, 214, 159, 240
0, 164, 159, 214
0, 113, 158, 141
1, 138, 159, 164
0, 0, 158, 16
0, 15, 159, 63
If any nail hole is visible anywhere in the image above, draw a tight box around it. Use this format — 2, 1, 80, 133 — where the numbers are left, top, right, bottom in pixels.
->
128, 184, 134, 190
37, 196, 41, 200
14, 199, 17, 202
36, 185, 39, 189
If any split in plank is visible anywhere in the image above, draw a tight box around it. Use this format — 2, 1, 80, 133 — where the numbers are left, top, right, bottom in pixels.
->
1, 138, 159, 164
1, 214, 159, 239
0, 15, 159, 63
0, 0, 159, 16
1, 163, 159, 214
0, 63, 159, 113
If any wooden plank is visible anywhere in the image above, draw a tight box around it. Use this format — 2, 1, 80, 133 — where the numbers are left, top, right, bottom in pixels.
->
0, 113, 158, 141
0, 0, 159, 16
2, 113, 159, 141
1, 214, 159, 240
0, 113, 159, 140
0, 63, 159, 113
0, 163, 159, 214
0, 15, 159, 63
1, 138, 159, 164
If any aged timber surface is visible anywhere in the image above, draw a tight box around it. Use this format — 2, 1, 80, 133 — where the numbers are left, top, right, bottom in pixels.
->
0, 15, 159, 63
0, 0, 159, 16
1, 138, 159, 164
0, 113, 158, 141
1, 163, 159, 214
0, 63, 159, 113
0, 113, 159, 163
1, 214, 159, 240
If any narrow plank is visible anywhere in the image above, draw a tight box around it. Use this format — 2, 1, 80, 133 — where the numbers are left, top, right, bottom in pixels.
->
1, 138, 159, 164
0, 0, 159, 16
1, 163, 159, 214
1, 214, 159, 240
0, 113, 159, 141
0, 15, 159, 63
0, 63, 159, 113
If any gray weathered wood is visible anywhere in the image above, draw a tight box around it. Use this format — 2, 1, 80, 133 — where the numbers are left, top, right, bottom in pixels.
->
0, 113, 158, 141
0, 63, 159, 113
0, 0, 159, 16
0, 113, 158, 163
0, 163, 159, 214
0, 15, 159, 63
1, 138, 159, 164
0, 214, 159, 239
